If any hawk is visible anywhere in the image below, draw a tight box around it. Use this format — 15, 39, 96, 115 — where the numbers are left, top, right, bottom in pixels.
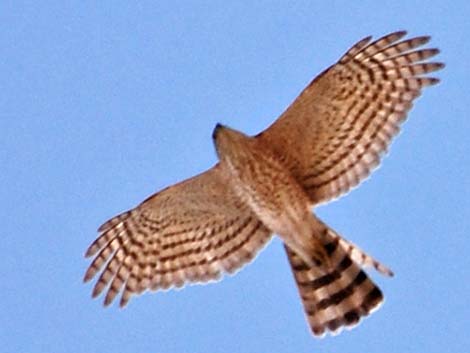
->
84, 31, 443, 337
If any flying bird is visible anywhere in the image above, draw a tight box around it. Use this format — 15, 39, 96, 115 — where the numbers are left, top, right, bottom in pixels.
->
84, 31, 443, 337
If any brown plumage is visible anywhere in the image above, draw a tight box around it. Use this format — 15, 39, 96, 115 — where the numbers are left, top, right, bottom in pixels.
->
84, 31, 443, 336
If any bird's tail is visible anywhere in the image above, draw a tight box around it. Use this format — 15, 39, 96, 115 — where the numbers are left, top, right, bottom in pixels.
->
285, 218, 393, 337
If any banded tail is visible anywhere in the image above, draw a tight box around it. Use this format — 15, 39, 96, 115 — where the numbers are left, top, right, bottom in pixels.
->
285, 220, 392, 337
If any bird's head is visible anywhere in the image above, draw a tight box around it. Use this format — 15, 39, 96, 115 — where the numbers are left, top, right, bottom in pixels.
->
212, 123, 254, 167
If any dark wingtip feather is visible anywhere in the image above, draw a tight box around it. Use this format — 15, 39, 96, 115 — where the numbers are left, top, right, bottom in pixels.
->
92, 282, 105, 298
360, 35, 373, 44
425, 48, 440, 59
83, 268, 94, 283
104, 292, 114, 306
98, 221, 112, 233
412, 35, 431, 45
421, 62, 445, 74
428, 77, 441, 85
119, 295, 130, 308
84, 245, 95, 258
385, 30, 408, 42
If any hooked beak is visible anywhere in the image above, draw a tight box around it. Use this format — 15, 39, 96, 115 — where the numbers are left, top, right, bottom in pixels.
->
212, 122, 226, 141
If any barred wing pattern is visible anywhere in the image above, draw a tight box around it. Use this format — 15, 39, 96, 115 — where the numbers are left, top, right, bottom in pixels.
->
84, 165, 271, 307
83, 31, 442, 338
259, 31, 443, 205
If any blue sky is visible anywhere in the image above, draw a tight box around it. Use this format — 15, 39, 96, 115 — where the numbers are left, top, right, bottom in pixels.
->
2, 1, 469, 352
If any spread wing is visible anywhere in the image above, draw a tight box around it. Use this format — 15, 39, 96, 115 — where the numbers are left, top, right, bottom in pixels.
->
258, 31, 444, 205
84, 165, 271, 307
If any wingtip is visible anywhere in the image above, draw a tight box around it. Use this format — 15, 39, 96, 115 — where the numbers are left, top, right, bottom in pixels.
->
103, 295, 113, 307
429, 47, 440, 56
119, 296, 130, 308
83, 266, 96, 283
389, 30, 408, 40
97, 223, 108, 233
428, 62, 446, 73
377, 263, 394, 277
83, 273, 92, 283
428, 77, 441, 86
84, 246, 94, 258
92, 283, 104, 299
414, 35, 431, 45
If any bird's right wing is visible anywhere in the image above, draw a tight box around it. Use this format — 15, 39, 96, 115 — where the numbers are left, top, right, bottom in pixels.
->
258, 31, 443, 205
84, 165, 271, 307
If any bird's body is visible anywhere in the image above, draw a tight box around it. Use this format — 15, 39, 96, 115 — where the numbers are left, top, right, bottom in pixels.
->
213, 124, 391, 335
213, 125, 324, 267
84, 31, 443, 337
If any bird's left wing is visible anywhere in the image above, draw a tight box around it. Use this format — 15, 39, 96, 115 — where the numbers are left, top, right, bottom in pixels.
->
257, 31, 443, 205
84, 165, 271, 307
